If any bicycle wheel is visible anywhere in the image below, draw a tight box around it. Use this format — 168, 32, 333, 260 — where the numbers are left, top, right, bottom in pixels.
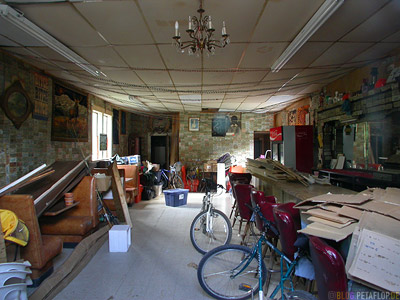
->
190, 209, 232, 254
198, 244, 266, 300
160, 174, 168, 189
173, 175, 184, 189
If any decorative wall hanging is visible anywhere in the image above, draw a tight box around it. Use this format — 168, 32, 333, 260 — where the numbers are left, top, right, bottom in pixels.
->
152, 117, 170, 134
189, 117, 199, 131
226, 114, 241, 136
51, 83, 88, 142
113, 109, 119, 144
288, 109, 297, 125
296, 105, 309, 125
32, 73, 50, 120
120, 111, 126, 135
0, 80, 33, 129
212, 115, 230, 137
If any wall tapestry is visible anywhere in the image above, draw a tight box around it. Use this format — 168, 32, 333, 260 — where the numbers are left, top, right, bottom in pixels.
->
51, 83, 88, 142
113, 109, 119, 144
120, 111, 126, 135
288, 109, 297, 125
32, 73, 50, 120
212, 113, 241, 137
296, 105, 310, 125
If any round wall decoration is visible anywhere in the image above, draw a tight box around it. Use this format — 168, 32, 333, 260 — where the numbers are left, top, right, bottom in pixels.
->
0, 81, 33, 129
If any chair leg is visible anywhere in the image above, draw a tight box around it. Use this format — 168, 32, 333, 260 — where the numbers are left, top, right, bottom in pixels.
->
240, 221, 250, 245
232, 209, 239, 228
238, 218, 243, 235
229, 200, 236, 219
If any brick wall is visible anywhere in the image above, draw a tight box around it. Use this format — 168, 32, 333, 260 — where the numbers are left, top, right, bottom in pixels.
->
179, 112, 274, 168
0, 52, 129, 186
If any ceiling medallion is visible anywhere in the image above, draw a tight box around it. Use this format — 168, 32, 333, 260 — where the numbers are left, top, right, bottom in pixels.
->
172, 0, 230, 56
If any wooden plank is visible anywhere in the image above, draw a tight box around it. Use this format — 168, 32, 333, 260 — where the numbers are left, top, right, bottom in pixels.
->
108, 162, 132, 228
305, 208, 355, 224
0, 164, 47, 196
43, 201, 80, 217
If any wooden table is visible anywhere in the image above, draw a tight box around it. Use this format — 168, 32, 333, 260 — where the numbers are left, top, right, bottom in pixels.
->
251, 173, 356, 203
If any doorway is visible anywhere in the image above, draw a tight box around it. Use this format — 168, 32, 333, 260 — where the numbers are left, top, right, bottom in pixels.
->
151, 135, 169, 169
254, 132, 270, 159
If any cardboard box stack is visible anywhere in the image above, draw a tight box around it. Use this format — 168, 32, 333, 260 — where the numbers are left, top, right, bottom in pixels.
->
295, 187, 400, 292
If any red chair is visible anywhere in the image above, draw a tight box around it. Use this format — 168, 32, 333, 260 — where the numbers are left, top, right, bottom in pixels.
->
228, 172, 252, 220
308, 236, 347, 300
232, 183, 253, 242
272, 203, 300, 261
250, 190, 278, 237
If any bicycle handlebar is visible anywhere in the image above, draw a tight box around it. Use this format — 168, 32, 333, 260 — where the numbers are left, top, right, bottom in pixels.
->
245, 203, 279, 236
201, 178, 225, 191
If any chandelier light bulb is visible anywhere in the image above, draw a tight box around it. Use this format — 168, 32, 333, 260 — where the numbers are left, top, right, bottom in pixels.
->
188, 16, 192, 30
222, 21, 226, 35
208, 16, 212, 29
175, 21, 179, 37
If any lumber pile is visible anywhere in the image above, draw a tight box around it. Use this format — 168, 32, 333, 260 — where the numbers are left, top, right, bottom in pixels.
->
246, 158, 308, 186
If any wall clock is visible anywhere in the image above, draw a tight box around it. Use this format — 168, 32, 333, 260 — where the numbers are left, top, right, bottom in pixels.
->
0, 81, 33, 129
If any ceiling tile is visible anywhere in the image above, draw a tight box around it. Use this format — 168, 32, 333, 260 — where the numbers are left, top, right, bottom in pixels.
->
74, 1, 152, 45
203, 72, 234, 85
14, 3, 106, 47
230, 71, 268, 85
310, 42, 374, 67
202, 100, 222, 109
240, 42, 289, 68
169, 71, 202, 87
203, 44, 246, 69
340, 1, 400, 42
135, 70, 172, 85
349, 43, 400, 64
310, 0, 391, 42
114, 45, 165, 69
383, 30, 400, 43
284, 42, 334, 69
219, 102, 240, 110
237, 102, 260, 110
158, 44, 202, 70
70, 46, 128, 69
253, 0, 325, 42
103, 70, 144, 85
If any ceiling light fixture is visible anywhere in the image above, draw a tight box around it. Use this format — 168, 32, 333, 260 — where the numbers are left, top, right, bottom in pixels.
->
271, 0, 344, 72
0, 4, 104, 77
173, 0, 229, 55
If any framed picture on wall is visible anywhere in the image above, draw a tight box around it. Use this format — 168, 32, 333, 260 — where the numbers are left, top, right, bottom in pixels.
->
189, 117, 199, 131
51, 83, 88, 142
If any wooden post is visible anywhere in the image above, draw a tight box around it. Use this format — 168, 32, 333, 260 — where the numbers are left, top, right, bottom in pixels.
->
108, 162, 132, 228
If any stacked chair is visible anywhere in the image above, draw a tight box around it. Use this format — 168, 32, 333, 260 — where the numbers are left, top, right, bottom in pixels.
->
231, 184, 254, 243
0, 261, 32, 300
227, 172, 252, 224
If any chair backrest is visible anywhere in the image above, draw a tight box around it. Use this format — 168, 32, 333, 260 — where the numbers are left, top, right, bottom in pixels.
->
0, 195, 44, 268
308, 236, 347, 300
250, 189, 278, 237
232, 184, 253, 220
64, 176, 99, 228
228, 172, 252, 200
117, 165, 139, 189
272, 202, 300, 260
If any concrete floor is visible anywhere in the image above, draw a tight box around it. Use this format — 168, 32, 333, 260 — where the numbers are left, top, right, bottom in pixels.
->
54, 192, 249, 300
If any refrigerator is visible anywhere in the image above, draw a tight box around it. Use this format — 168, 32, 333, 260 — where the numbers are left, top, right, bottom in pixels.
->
270, 125, 313, 173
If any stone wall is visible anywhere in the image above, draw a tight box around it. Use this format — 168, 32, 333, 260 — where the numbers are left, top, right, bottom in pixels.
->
179, 112, 274, 168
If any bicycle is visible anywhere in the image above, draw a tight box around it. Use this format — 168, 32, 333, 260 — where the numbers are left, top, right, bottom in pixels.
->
197, 202, 316, 300
169, 163, 184, 189
190, 178, 232, 255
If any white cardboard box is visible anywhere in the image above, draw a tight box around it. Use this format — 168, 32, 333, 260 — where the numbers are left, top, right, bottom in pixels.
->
109, 225, 131, 252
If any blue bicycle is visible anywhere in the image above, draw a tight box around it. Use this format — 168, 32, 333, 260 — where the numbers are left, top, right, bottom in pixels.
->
197, 203, 316, 300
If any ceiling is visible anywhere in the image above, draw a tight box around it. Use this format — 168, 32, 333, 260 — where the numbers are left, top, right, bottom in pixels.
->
0, 0, 399, 114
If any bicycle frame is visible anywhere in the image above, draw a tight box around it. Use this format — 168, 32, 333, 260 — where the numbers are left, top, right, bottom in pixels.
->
230, 233, 299, 300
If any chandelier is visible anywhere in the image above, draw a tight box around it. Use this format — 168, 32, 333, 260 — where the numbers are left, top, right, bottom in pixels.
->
173, 0, 230, 55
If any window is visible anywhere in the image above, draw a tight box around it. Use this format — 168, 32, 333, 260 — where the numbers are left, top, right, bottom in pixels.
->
92, 110, 112, 161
